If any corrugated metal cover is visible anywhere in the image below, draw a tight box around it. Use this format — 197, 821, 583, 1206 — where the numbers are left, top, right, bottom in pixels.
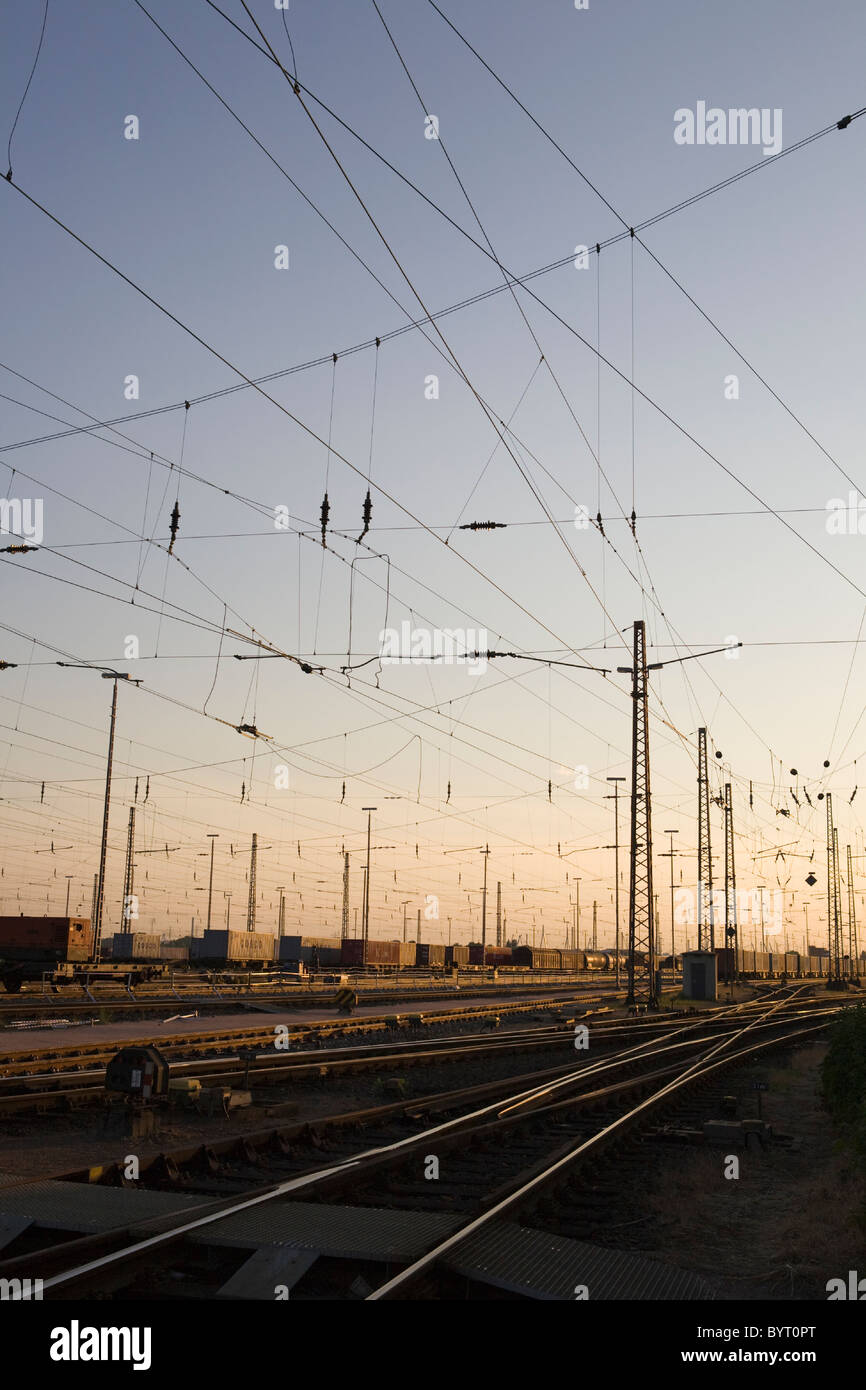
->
0, 1184, 459, 1261
200, 1200, 461, 1259
446, 1221, 713, 1300
0, 1180, 195, 1230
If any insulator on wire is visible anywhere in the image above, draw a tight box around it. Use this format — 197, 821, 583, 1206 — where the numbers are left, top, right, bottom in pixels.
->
168, 500, 180, 554
320, 492, 330, 547
851, 787, 858, 804
595, 512, 605, 537
1, 544, 38, 553
356, 489, 372, 543
458, 520, 507, 531
630, 509, 637, 536
340, 780, 345, 804
144, 776, 150, 802
548, 779, 552, 802
446, 780, 451, 804
40, 782, 44, 803
240, 781, 245, 803
804, 788, 813, 806
749, 780, 753, 808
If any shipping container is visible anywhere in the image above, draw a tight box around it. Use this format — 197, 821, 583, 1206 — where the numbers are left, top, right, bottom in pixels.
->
398, 942, 416, 967
445, 943, 469, 967
784, 951, 800, 975
754, 951, 770, 976
415, 943, 445, 968
159, 944, 189, 962
340, 938, 402, 968
190, 929, 277, 964
0, 915, 92, 963
111, 932, 162, 962
276, 936, 342, 966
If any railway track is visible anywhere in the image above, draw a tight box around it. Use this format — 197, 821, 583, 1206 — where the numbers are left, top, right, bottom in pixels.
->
0, 986, 850, 1299
0, 990, 843, 1115
0, 971, 631, 1013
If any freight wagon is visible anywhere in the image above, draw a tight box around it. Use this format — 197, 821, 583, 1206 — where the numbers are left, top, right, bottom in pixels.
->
415, 943, 446, 968
468, 944, 513, 966
276, 935, 342, 967
511, 946, 560, 969
111, 932, 162, 962
559, 949, 584, 972
0, 915, 93, 991
398, 941, 416, 967
340, 938, 402, 968
445, 943, 469, 967
190, 930, 277, 966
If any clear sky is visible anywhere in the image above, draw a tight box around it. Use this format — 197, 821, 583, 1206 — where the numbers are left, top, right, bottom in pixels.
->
1, 0, 865, 953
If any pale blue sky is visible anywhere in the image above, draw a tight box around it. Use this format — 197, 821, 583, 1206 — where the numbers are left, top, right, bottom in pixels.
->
1, 0, 865, 950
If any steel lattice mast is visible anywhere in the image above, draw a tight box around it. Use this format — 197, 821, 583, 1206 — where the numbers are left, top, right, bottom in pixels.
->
856, 839, 861, 984
247, 832, 257, 933
697, 728, 715, 951
723, 782, 737, 982
121, 805, 135, 935
621, 620, 657, 1008
826, 797, 842, 982
341, 850, 350, 937
833, 826, 843, 981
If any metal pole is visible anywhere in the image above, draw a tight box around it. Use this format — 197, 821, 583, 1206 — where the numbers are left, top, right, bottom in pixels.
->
606, 777, 625, 987
93, 680, 119, 959
847, 844, 859, 978
362, 808, 376, 944
206, 833, 218, 931
662, 829, 678, 965
65, 876, 73, 916
481, 845, 490, 948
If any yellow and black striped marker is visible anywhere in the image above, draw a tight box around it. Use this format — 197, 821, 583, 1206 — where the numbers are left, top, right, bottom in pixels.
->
335, 986, 357, 1014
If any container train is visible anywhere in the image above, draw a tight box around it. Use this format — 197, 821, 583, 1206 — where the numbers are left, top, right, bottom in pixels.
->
714, 947, 856, 979
3, 913, 856, 991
